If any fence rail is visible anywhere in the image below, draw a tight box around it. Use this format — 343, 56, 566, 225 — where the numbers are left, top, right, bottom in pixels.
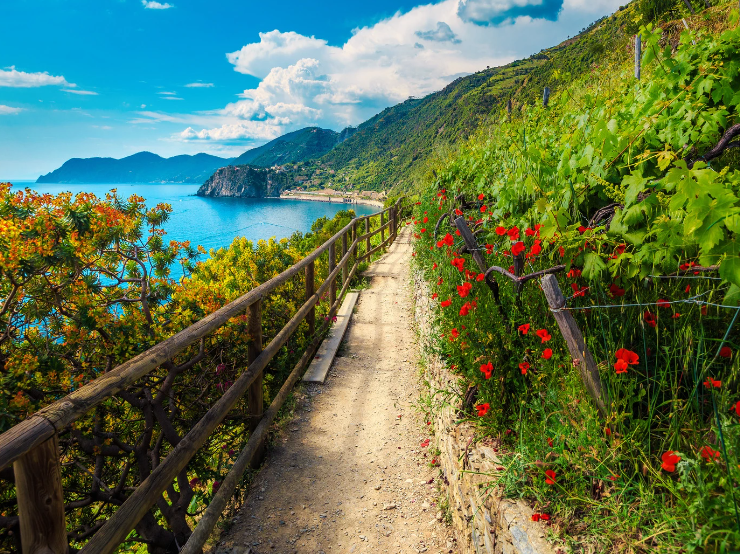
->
0, 197, 407, 554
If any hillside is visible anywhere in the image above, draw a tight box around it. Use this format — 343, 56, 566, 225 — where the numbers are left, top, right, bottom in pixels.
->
301, 8, 629, 192
36, 151, 230, 184
233, 126, 350, 167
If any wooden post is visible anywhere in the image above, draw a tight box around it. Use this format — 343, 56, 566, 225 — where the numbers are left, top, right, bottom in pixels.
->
365, 218, 370, 260
540, 274, 609, 418
306, 261, 315, 337
634, 34, 641, 80
513, 252, 525, 298
542, 87, 550, 108
247, 300, 263, 432
380, 211, 385, 244
682, 0, 696, 14
342, 231, 348, 287
14, 435, 68, 554
329, 241, 336, 306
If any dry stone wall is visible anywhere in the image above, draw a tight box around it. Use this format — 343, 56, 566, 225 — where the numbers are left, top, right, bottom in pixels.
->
412, 269, 558, 554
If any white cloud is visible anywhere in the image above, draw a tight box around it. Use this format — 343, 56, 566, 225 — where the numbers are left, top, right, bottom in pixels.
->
0, 66, 71, 88
158, 91, 177, 95
63, 89, 98, 95
0, 105, 23, 115
162, 96, 184, 100
179, 0, 623, 144
142, 1, 174, 9
185, 82, 215, 88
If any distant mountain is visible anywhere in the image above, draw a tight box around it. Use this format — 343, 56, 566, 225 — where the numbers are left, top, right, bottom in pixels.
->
233, 127, 348, 167
37, 126, 348, 184
36, 152, 231, 184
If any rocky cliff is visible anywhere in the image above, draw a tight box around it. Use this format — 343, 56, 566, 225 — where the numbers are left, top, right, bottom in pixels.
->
196, 165, 291, 198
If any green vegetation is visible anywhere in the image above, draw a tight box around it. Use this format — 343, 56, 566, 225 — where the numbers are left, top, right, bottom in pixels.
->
233, 126, 344, 168
411, 1, 740, 552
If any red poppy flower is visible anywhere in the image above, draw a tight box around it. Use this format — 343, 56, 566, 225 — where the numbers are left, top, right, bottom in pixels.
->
610, 243, 626, 259
480, 205, 487, 213
480, 362, 493, 379
608, 475, 619, 481
459, 302, 472, 316
703, 377, 721, 389
507, 227, 520, 241
657, 299, 670, 309
495, 226, 506, 236
571, 283, 588, 298
478, 193, 485, 200
615, 348, 639, 365
518, 323, 531, 334
443, 233, 454, 246
420, 438, 430, 448
558, 246, 565, 257
529, 241, 542, 257
422, 216, 429, 223
699, 445, 720, 462
519, 361, 530, 375
457, 282, 473, 298
547, 437, 554, 447
531, 514, 541, 522
661, 451, 681, 472
542, 348, 553, 360
476, 273, 485, 282
614, 359, 628, 374
455, 208, 463, 216
511, 241, 525, 256
432, 262, 438, 269
536, 329, 552, 343
540, 513, 551, 521
432, 293, 438, 300
605, 427, 612, 437
567, 268, 582, 278
701, 305, 708, 315
609, 283, 625, 297
644, 311, 657, 328
437, 277, 444, 285
525, 228, 536, 237
577, 226, 591, 234
544, 470, 556, 484
734, 400, 740, 417
451, 257, 465, 271
720, 346, 732, 358
441, 299, 452, 307
420, 228, 426, 233
672, 313, 681, 319
476, 403, 490, 416
450, 328, 460, 340
508, 265, 515, 273
684, 284, 690, 293
485, 243, 494, 254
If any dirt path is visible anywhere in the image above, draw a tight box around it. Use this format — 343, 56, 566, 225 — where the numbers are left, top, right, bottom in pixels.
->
214, 228, 456, 554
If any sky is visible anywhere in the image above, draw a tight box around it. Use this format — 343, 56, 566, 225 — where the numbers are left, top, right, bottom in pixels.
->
1, 0, 624, 180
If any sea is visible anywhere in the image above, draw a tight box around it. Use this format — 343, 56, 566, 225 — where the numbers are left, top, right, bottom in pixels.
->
6, 182, 378, 278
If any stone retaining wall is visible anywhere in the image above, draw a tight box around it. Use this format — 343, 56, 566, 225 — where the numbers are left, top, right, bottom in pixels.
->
412, 270, 558, 554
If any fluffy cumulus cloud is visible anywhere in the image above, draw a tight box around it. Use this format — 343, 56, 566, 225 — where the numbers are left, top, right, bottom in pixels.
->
179, 0, 623, 144
142, 1, 174, 9
0, 66, 71, 88
0, 105, 23, 115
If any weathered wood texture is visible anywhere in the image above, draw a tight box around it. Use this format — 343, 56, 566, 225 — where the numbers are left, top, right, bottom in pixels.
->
329, 241, 337, 306
635, 34, 641, 80
14, 435, 68, 554
342, 231, 348, 286
540, 274, 609, 418
306, 261, 315, 337
247, 300, 263, 433
543, 86, 550, 107
365, 218, 370, 259
380, 211, 385, 243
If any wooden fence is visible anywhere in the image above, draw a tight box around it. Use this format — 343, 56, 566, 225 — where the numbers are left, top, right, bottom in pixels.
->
0, 198, 406, 554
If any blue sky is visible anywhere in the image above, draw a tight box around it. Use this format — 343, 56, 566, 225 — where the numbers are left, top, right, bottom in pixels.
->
1, 0, 623, 179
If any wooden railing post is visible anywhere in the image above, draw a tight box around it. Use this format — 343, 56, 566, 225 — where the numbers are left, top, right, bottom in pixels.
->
329, 240, 337, 306
306, 261, 315, 337
392, 206, 397, 241
380, 211, 385, 244
247, 300, 263, 432
365, 218, 370, 259
351, 220, 357, 266
342, 231, 348, 286
540, 274, 609, 418
513, 252, 525, 298
14, 435, 68, 554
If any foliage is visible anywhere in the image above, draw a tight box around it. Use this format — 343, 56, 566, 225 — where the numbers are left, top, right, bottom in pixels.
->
0, 185, 360, 553
412, 3, 740, 552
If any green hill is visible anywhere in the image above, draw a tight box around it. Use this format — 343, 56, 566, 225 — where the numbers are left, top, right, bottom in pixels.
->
303, 8, 630, 192
233, 127, 347, 167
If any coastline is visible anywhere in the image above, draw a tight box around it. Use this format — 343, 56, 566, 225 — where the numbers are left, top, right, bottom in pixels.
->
279, 192, 384, 208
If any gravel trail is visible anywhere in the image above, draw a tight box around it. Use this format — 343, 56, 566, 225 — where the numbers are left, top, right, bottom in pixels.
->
215, 228, 456, 554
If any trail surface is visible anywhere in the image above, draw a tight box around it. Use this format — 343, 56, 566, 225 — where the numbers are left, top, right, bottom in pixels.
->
215, 228, 455, 554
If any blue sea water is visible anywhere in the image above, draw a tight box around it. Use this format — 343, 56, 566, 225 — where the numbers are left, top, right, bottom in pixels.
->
8, 181, 378, 277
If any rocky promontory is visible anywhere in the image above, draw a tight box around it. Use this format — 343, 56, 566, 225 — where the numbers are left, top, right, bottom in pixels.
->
196, 165, 291, 198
